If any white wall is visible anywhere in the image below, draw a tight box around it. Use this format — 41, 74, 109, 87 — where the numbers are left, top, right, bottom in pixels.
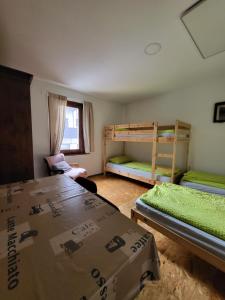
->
30, 79, 124, 178
125, 75, 225, 175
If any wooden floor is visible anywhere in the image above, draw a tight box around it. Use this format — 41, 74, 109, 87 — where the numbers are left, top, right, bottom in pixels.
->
91, 174, 225, 300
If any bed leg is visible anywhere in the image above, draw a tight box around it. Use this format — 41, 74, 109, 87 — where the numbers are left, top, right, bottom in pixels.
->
131, 209, 138, 223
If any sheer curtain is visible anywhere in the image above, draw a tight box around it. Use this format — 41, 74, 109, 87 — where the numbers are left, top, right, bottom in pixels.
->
48, 93, 67, 155
83, 101, 94, 153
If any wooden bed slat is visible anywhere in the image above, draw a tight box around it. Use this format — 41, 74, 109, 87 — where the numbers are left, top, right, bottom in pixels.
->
113, 137, 155, 142
114, 122, 154, 129
114, 129, 155, 134
157, 153, 173, 159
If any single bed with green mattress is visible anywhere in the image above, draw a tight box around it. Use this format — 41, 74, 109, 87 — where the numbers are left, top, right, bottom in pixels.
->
180, 170, 225, 196
134, 183, 225, 271
106, 159, 182, 183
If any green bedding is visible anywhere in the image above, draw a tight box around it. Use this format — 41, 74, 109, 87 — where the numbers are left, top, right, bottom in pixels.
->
123, 161, 180, 176
115, 128, 175, 134
109, 155, 132, 164
115, 128, 127, 131
141, 183, 225, 240
183, 170, 225, 190
158, 129, 174, 134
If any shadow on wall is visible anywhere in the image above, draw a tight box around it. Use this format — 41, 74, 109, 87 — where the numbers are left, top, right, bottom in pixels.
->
35, 154, 49, 178
0, 19, 9, 64
0, 16, 64, 83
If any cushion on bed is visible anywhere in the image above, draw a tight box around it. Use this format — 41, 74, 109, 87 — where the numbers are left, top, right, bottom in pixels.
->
182, 170, 225, 190
140, 183, 225, 240
64, 167, 87, 179
52, 161, 72, 172
109, 155, 132, 164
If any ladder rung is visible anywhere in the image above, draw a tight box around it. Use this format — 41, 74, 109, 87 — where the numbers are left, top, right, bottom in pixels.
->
157, 153, 173, 159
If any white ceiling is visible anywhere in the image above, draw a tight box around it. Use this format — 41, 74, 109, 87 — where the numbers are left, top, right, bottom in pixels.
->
1, 0, 225, 103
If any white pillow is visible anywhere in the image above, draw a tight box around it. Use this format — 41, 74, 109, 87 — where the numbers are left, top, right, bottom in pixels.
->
52, 161, 72, 172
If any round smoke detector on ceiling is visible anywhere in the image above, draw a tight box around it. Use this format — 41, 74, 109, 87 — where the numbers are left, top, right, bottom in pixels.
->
144, 42, 162, 55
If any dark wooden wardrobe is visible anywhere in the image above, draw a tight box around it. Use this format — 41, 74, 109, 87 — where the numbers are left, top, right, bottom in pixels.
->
0, 65, 34, 185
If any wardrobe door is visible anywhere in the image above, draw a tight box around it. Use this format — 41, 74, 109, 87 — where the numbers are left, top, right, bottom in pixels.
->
0, 65, 34, 184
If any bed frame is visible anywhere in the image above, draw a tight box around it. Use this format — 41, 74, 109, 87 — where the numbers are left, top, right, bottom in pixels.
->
131, 208, 225, 273
103, 120, 191, 185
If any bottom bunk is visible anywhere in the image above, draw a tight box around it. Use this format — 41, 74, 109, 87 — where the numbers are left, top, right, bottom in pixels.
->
131, 183, 225, 272
180, 170, 225, 196
105, 158, 183, 184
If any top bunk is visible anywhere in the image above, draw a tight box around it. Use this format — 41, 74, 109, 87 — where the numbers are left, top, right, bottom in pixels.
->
104, 120, 191, 144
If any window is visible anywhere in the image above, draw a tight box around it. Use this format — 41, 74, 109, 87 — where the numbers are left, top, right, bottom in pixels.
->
60, 101, 84, 154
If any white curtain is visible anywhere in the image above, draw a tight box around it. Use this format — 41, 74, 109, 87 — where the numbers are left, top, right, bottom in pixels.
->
83, 101, 94, 153
48, 93, 67, 155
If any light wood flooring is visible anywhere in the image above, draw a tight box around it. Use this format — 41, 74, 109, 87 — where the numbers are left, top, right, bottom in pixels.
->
91, 174, 225, 300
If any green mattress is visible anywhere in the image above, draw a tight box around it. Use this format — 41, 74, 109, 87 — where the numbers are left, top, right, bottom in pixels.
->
183, 170, 225, 190
123, 161, 180, 177
140, 183, 225, 240
115, 128, 175, 134
115, 127, 128, 131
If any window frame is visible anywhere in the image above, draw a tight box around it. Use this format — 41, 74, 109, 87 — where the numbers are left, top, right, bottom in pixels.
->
60, 100, 85, 155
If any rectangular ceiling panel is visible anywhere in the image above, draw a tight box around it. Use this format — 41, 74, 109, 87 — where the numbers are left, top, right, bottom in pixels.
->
181, 0, 225, 58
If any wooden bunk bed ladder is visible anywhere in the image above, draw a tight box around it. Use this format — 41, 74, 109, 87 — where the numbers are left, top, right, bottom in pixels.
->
171, 120, 178, 182
151, 122, 158, 181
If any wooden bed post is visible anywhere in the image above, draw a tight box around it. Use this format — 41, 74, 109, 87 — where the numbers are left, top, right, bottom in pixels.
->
151, 122, 158, 182
103, 127, 107, 176
171, 120, 178, 182
131, 209, 138, 223
186, 127, 191, 171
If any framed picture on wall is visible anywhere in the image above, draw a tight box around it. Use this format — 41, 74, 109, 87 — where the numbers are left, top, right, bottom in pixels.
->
213, 101, 225, 123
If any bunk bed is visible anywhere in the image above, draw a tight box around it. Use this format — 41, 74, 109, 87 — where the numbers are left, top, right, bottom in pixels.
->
103, 120, 191, 185
131, 183, 225, 273
180, 170, 225, 196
